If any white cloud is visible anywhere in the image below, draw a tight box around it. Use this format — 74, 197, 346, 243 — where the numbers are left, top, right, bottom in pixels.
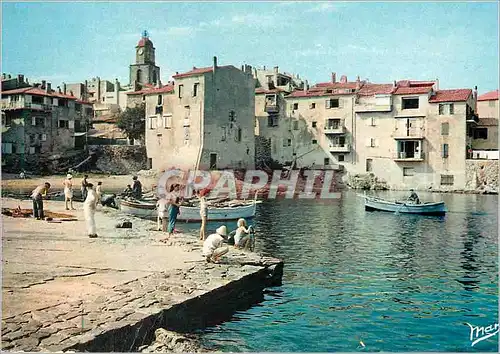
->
165, 26, 196, 36
306, 2, 340, 13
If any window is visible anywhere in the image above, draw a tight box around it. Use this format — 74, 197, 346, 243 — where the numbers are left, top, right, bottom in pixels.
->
155, 105, 163, 115
178, 85, 184, 98
293, 121, 299, 130
403, 167, 415, 176
293, 103, 298, 110
31, 96, 43, 104
1, 142, 13, 154
268, 114, 279, 127
402, 97, 419, 109
441, 122, 449, 136
41, 134, 47, 142
221, 127, 227, 141
236, 128, 242, 142
439, 104, 445, 115
489, 101, 495, 107
473, 128, 488, 139
29, 147, 35, 154
163, 114, 172, 128
449, 103, 454, 115
157, 95, 162, 105
370, 138, 376, 147
58, 120, 69, 129
327, 118, 340, 129
312, 139, 317, 145
366, 159, 372, 172
283, 138, 287, 147
287, 139, 292, 146
442, 143, 449, 158
312, 121, 317, 128
149, 116, 157, 129
324, 158, 330, 165
338, 155, 345, 162
326, 98, 339, 109
193, 83, 199, 97
310, 102, 316, 109
440, 175, 454, 185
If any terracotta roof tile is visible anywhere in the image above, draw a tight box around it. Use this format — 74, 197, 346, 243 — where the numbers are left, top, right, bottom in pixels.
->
314, 82, 359, 89
255, 88, 283, 94
394, 86, 433, 95
137, 37, 153, 47
357, 83, 395, 96
428, 89, 472, 103
1, 87, 77, 100
477, 90, 499, 101
127, 84, 174, 96
172, 65, 234, 79
287, 89, 354, 98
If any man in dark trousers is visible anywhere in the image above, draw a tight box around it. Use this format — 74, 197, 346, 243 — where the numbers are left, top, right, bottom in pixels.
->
132, 176, 142, 199
408, 189, 421, 204
81, 175, 89, 201
31, 182, 51, 220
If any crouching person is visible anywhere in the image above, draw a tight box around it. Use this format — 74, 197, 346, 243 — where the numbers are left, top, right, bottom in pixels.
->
202, 225, 229, 263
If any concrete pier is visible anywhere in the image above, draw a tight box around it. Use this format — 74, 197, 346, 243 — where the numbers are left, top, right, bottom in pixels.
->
1, 198, 283, 352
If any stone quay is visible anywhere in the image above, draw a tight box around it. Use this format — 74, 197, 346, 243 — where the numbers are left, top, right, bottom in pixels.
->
1, 198, 283, 352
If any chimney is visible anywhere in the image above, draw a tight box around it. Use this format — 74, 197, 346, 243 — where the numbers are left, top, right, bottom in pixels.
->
213, 56, 217, 72
340, 75, 347, 84
473, 85, 478, 111
393, 80, 397, 88
304, 80, 308, 93
63, 82, 67, 94
263, 66, 266, 70
18, 74, 24, 84
356, 76, 360, 82
274, 66, 279, 74
70, 90, 74, 97
46, 82, 51, 93
435, 78, 439, 91
57, 86, 61, 94
2, 73, 5, 80
331, 72, 336, 83
41, 80, 46, 89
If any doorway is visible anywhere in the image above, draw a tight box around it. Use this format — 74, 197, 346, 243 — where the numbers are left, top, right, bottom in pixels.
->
209, 153, 217, 169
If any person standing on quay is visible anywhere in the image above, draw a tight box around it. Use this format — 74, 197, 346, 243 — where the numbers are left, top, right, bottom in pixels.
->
198, 190, 208, 241
81, 175, 89, 201
63, 174, 75, 210
31, 182, 51, 220
166, 197, 181, 239
96, 181, 103, 205
83, 183, 98, 238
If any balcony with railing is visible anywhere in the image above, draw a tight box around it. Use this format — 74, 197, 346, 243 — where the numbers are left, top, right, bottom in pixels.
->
264, 94, 279, 113
393, 151, 425, 162
329, 143, 351, 153
392, 127, 424, 139
1, 100, 52, 111
324, 121, 345, 134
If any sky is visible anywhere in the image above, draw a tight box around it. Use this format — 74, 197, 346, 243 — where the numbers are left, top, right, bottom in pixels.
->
2, 1, 499, 94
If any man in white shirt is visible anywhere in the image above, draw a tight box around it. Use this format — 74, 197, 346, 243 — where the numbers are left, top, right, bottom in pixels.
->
202, 225, 229, 263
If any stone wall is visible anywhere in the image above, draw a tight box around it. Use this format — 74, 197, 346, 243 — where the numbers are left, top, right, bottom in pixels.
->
89, 145, 148, 175
345, 173, 389, 190
255, 135, 272, 168
465, 159, 499, 193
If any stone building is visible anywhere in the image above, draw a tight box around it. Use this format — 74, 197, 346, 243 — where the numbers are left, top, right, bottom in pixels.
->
144, 57, 255, 171
1, 78, 93, 171
472, 90, 498, 158
129, 31, 161, 91
254, 73, 481, 190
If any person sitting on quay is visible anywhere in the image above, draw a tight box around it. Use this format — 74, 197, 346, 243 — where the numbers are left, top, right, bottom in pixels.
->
202, 225, 229, 263
408, 189, 421, 204
96, 181, 103, 205
132, 176, 142, 199
233, 218, 250, 249
31, 182, 51, 220
122, 184, 133, 197
101, 193, 118, 209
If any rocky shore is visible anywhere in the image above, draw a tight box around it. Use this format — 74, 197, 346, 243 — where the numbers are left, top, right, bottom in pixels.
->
1, 198, 283, 352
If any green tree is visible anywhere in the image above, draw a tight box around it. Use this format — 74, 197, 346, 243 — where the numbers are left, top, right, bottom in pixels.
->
116, 103, 146, 143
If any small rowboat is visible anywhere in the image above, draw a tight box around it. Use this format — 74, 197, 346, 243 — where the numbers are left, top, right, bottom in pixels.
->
118, 198, 261, 221
360, 195, 446, 216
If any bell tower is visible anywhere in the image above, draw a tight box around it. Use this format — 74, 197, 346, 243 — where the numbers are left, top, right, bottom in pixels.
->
129, 30, 161, 90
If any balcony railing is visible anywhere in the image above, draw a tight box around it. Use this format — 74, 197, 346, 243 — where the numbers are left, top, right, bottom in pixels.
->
265, 104, 279, 113
324, 125, 345, 134
393, 151, 425, 161
329, 143, 351, 153
466, 114, 479, 124
354, 104, 392, 113
0, 101, 52, 111
392, 127, 424, 139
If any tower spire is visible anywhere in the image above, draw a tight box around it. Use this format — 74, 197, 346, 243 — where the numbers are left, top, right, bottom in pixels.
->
142, 29, 149, 38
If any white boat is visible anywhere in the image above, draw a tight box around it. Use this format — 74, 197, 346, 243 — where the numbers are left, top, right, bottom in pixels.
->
118, 198, 261, 221
361, 195, 447, 216
118, 199, 157, 218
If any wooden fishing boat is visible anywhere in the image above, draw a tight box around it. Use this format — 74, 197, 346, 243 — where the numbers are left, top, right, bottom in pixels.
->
119, 198, 261, 221
361, 195, 446, 216
118, 199, 157, 218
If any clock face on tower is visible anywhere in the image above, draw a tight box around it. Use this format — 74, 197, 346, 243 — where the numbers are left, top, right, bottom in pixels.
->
138, 48, 144, 55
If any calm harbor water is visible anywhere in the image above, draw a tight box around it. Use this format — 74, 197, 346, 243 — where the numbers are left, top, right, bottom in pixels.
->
185, 191, 498, 352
